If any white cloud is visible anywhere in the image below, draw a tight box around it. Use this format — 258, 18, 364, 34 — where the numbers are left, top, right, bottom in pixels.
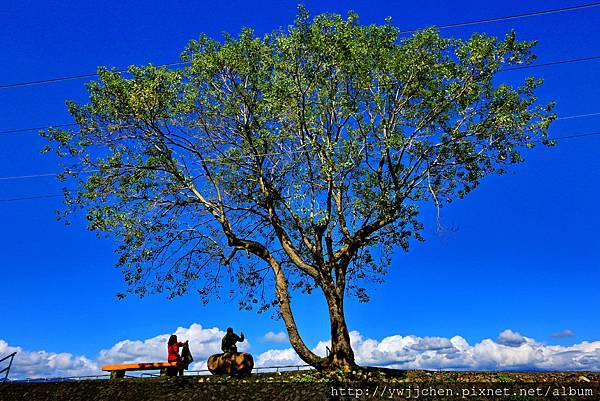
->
0, 340, 98, 379
2, 323, 250, 380
262, 331, 288, 343
96, 323, 251, 373
496, 329, 531, 347
256, 348, 301, 367
255, 330, 600, 372
552, 329, 574, 339
96, 323, 242, 366
3, 326, 599, 379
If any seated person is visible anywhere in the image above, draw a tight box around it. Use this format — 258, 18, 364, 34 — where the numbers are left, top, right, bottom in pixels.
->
221, 327, 244, 353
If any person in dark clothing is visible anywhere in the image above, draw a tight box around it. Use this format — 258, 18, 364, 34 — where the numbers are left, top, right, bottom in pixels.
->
167, 334, 188, 376
221, 327, 244, 353
181, 341, 194, 370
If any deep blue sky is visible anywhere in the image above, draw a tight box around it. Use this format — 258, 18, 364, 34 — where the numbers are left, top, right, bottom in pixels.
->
0, 0, 598, 360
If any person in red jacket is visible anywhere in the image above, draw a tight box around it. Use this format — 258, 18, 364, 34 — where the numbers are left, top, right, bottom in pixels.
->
167, 334, 188, 376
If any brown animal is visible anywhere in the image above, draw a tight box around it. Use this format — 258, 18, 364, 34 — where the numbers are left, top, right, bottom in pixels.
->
207, 352, 254, 375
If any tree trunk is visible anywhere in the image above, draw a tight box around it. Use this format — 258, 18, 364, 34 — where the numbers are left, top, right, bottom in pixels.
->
269, 257, 324, 367
268, 256, 356, 371
323, 285, 356, 370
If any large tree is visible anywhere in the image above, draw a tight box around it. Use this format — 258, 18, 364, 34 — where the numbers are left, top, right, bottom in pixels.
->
43, 10, 554, 370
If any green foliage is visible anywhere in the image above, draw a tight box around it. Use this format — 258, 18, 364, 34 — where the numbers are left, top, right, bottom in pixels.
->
42, 8, 554, 310
288, 372, 332, 383
496, 375, 515, 383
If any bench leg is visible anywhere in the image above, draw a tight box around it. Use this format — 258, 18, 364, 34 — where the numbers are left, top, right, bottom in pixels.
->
162, 366, 180, 377
110, 370, 125, 379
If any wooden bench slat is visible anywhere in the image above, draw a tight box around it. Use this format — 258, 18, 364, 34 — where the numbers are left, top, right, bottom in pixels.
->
102, 362, 178, 372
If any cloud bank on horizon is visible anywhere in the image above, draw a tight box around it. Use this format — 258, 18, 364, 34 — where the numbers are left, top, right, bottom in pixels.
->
1, 324, 598, 379
260, 329, 599, 372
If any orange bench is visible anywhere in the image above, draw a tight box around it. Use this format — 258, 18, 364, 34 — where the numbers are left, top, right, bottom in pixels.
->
102, 362, 178, 379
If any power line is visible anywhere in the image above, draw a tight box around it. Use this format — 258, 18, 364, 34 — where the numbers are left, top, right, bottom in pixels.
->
1, 130, 599, 184
0, 123, 77, 135
556, 111, 600, 120
0, 130, 598, 203
402, 1, 600, 33
500, 55, 600, 72
0, 172, 58, 181
0, 170, 99, 181
0, 194, 63, 203
549, 131, 600, 140
2, 2, 600, 90
2, 106, 600, 138
0, 62, 187, 90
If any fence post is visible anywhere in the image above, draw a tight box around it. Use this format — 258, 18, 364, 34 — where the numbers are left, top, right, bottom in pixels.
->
0, 352, 17, 383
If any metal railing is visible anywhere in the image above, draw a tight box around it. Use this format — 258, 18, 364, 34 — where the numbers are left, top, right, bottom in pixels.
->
0, 352, 17, 383
185, 364, 314, 376
253, 364, 313, 374
7, 374, 112, 383
7, 363, 314, 382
